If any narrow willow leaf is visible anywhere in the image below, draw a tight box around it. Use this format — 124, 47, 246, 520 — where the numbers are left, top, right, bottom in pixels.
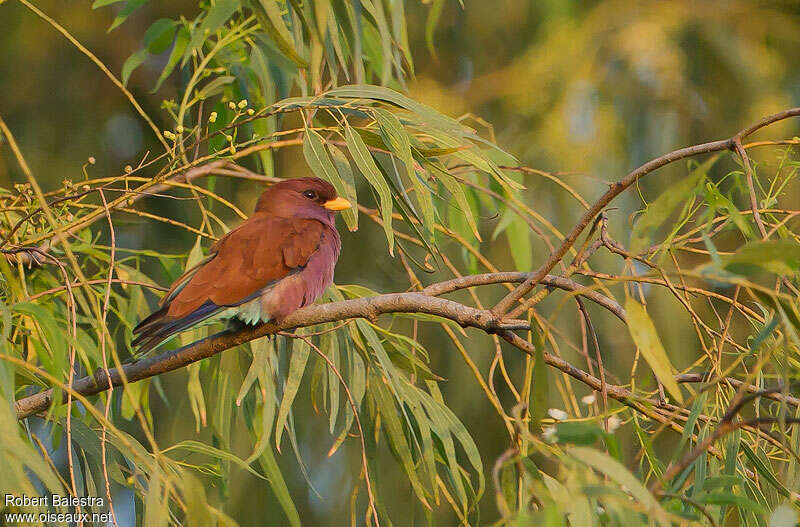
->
302, 130, 357, 230
326, 85, 465, 135
425, 159, 480, 240
506, 214, 532, 272
196, 75, 236, 100
698, 492, 767, 515
121, 49, 149, 86
531, 328, 548, 432
361, 0, 392, 83
167, 440, 267, 481
569, 447, 670, 527
180, 471, 214, 527
186, 362, 207, 431
671, 391, 706, 464
624, 297, 684, 404
153, 26, 190, 92
107, 0, 146, 32
252, 0, 308, 67
275, 336, 310, 451
247, 337, 278, 463
345, 124, 395, 253
143, 18, 177, 54
236, 339, 268, 406
320, 327, 340, 434
143, 472, 168, 527
0, 368, 63, 494
723, 239, 800, 277
371, 376, 432, 506
328, 144, 359, 229
424, 0, 444, 57
92, 0, 124, 7
740, 442, 791, 498
182, 0, 241, 66
630, 156, 716, 254
751, 290, 800, 333
375, 109, 434, 232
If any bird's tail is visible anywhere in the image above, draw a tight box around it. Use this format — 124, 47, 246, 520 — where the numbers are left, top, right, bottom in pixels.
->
131, 300, 223, 355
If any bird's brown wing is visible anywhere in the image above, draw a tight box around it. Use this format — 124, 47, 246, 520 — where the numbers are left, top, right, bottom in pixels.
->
132, 214, 324, 351
169, 215, 323, 317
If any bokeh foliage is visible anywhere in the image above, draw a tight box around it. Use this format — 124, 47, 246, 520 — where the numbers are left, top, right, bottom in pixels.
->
2, 1, 800, 526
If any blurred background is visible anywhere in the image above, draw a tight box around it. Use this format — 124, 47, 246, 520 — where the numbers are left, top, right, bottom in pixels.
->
4, 1, 800, 524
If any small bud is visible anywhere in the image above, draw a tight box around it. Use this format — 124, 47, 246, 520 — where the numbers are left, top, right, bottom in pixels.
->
176, 125, 184, 134
127, 198, 135, 207
82, 185, 91, 191
547, 408, 568, 421
163, 130, 176, 140
237, 99, 248, 109
228, 101, 236, 110
246, 108, 255, 116
581, 394, 596, 405
87, 156, 96, 165
208, 112, 218, 123
229, 145, 237, 154
225, 134, 233, 142
124, 165, 133, 173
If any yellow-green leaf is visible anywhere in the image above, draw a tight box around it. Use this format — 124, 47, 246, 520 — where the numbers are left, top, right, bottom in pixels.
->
624, 297, 684, 404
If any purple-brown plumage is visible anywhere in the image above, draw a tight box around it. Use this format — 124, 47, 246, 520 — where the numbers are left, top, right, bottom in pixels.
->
132, 177, 350, 353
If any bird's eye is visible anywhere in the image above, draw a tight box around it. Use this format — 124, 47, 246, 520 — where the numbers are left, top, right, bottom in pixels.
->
302, 190, 318, 200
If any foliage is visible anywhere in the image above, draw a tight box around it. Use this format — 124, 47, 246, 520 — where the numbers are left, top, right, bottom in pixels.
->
1, 1, 800, 526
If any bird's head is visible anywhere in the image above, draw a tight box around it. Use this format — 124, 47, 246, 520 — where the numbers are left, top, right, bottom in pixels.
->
255, 177, 352, 222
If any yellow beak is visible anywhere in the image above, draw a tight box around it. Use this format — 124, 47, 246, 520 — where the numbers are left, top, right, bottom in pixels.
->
323, 196, 352, 211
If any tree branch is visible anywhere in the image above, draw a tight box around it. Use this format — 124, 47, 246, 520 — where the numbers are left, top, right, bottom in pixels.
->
491, 107, 800, 320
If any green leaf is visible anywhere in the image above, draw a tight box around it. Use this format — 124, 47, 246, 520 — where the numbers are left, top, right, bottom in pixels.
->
92, 0, 125, 7
375, 108, 434, 233
624, 298, 684, 404
371, 375, 432, 506
153, 26, 190, 92
326, 84, 465, 134
328, 144, 359, 230
121, 49, 148, 86
252, 0, 308, 68
722, 239, 800, 277
698, 491, 767, 514
183, 0, 241, 65
506, 214, 532, 272
144, 18, 178, 54
740, 442, 792, 498
166, 440, 267, 481
196, 75, 236, 100
425, 0, 445, 58
531, 328, 548, 432
107, 0, 147, 32
257, 446, 301, 527
569, 447, 670, 527
425, 159, 481, 240
630, 156, 715, 255
345, 124, 395, 254
302, 130, 357, 230
275, 336, 310, 451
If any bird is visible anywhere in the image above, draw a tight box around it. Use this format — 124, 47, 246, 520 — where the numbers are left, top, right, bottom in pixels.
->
131, 177, 351, 354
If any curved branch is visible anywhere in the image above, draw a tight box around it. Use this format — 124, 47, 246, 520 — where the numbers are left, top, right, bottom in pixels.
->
491, 107, 800, 320
14, 292, 525, 419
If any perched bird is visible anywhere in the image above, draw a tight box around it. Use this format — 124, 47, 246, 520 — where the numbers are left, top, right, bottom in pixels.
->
132, 177, 351, 353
